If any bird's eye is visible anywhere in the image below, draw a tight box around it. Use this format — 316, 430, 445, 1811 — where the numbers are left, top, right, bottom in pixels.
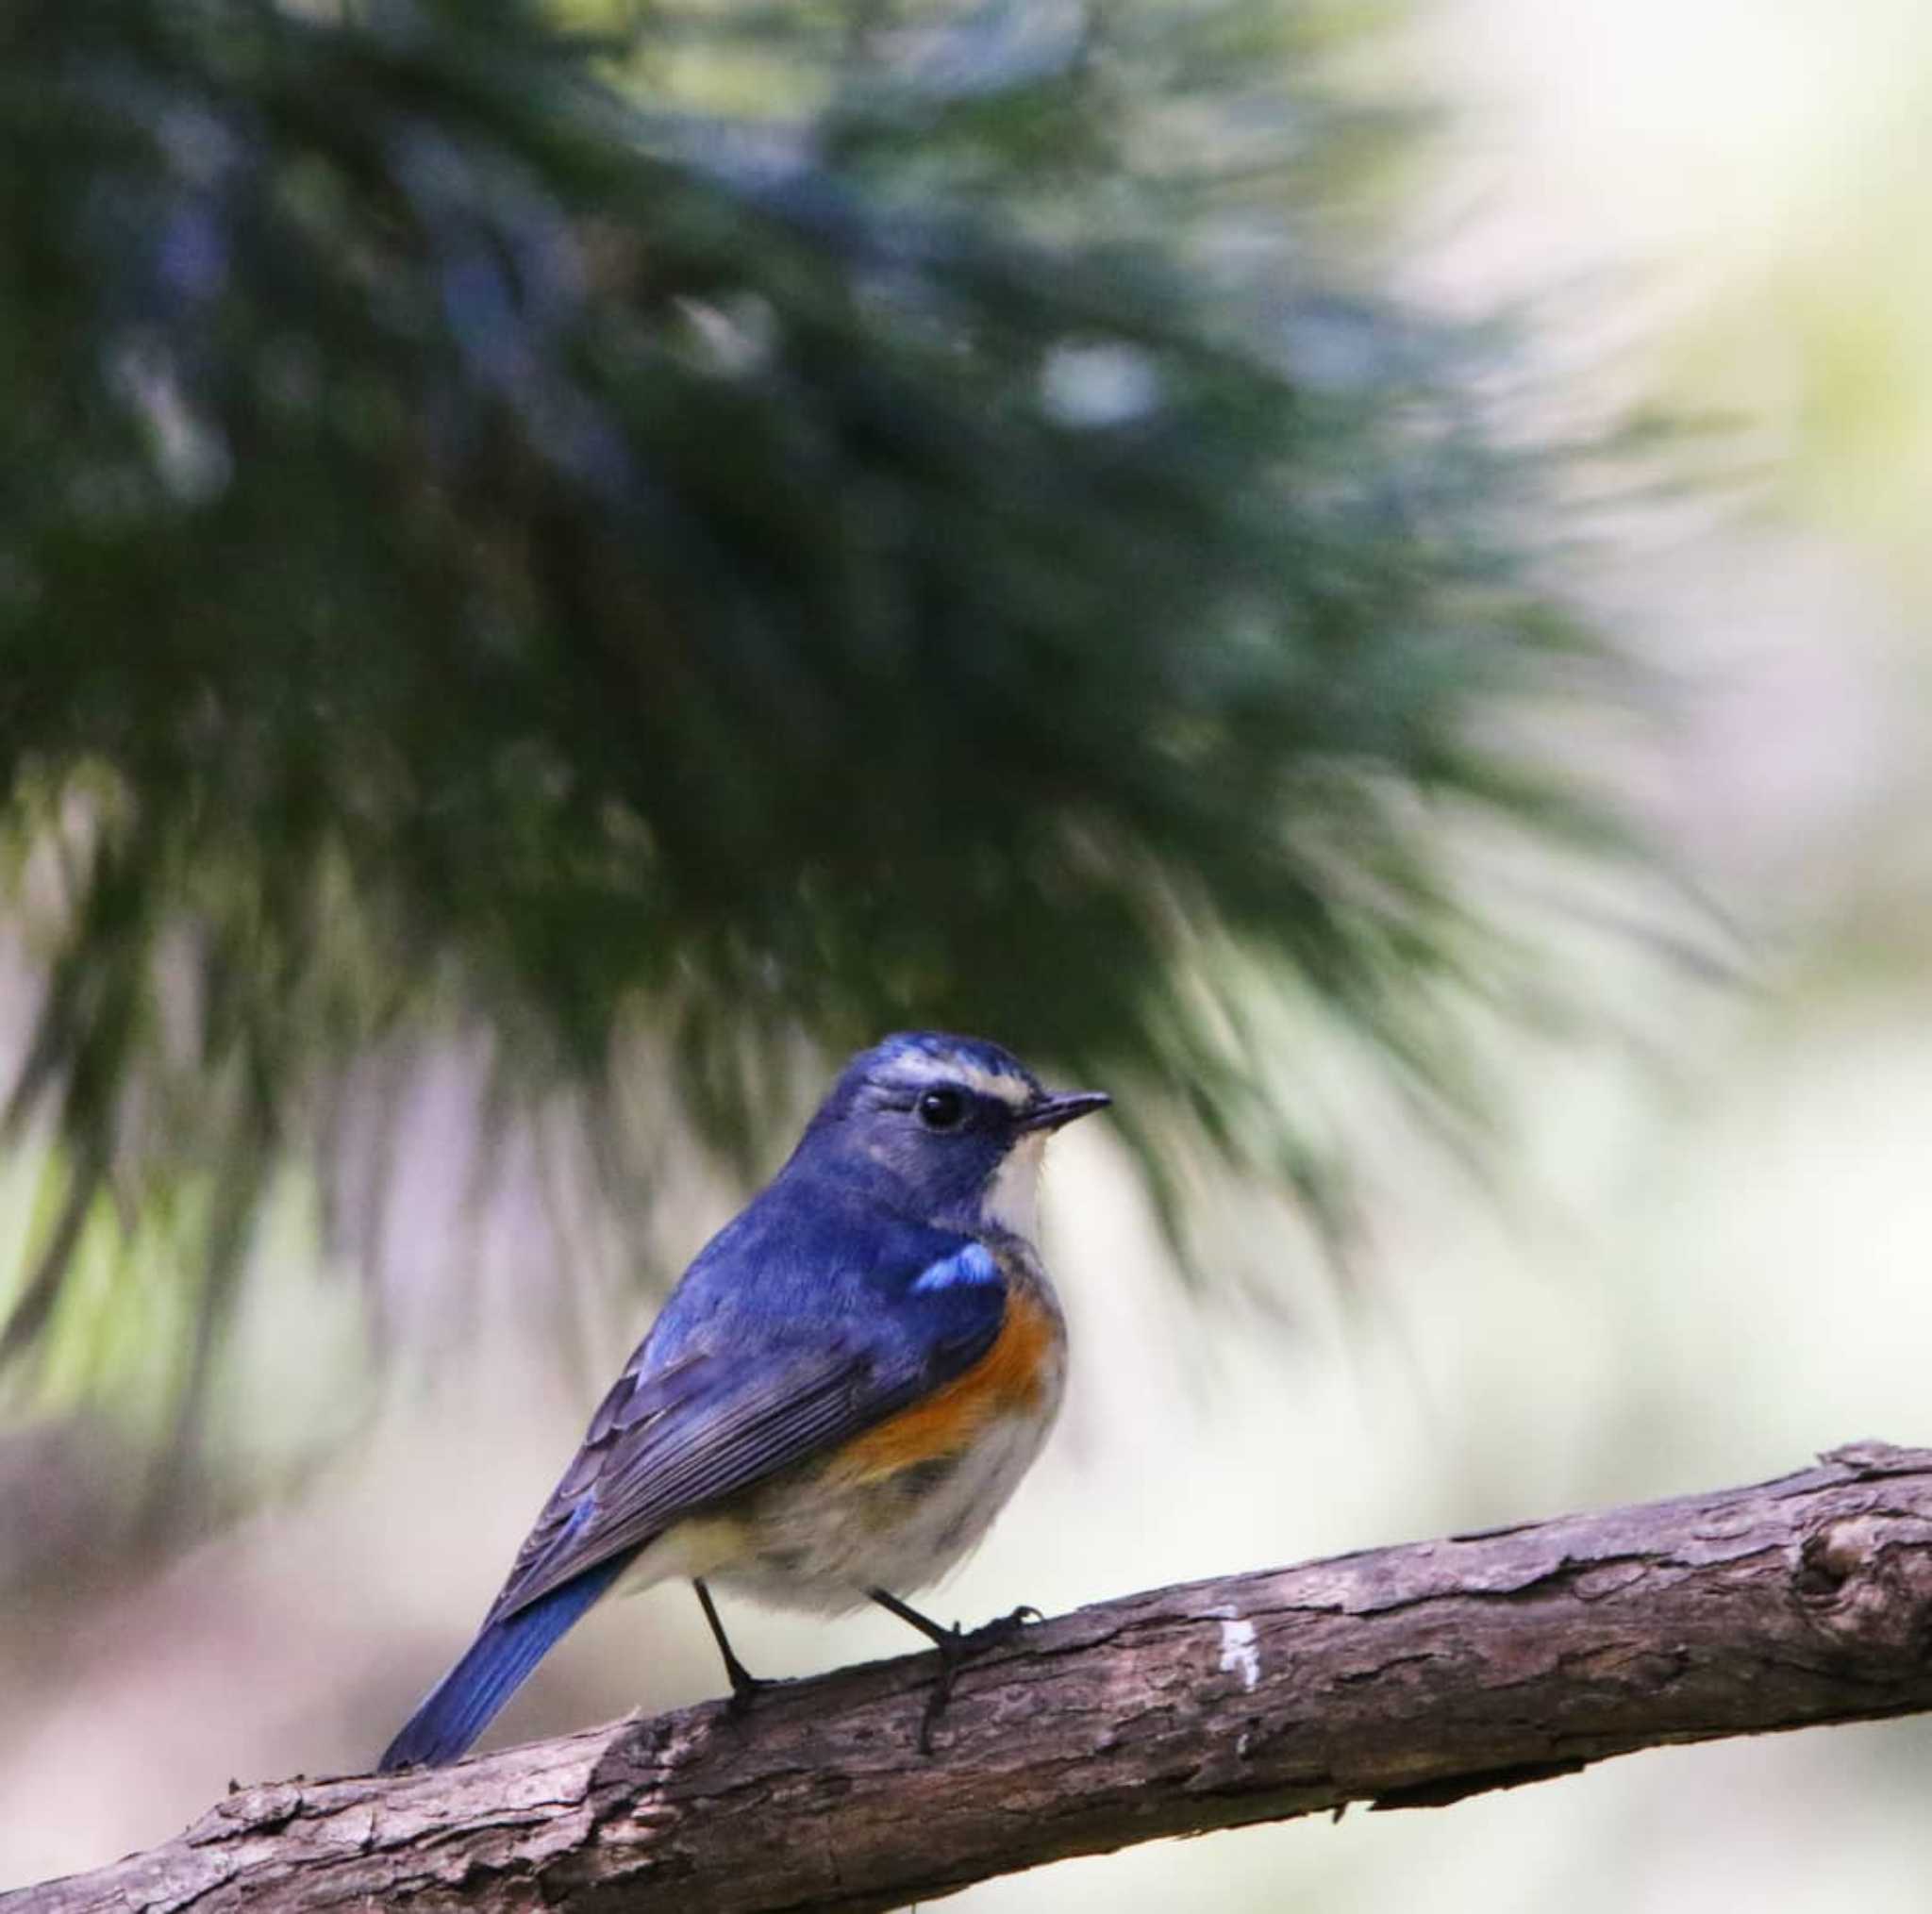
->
916, 1087, 967, 1132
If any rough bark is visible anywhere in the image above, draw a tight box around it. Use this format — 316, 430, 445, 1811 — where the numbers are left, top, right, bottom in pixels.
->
11, 1440, 1932, 1914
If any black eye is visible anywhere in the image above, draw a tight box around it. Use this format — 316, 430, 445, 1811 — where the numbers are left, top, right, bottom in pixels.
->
916, 1087, 967, 1132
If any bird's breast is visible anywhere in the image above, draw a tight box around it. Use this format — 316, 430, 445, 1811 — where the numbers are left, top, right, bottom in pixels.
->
702, 1247, 1066, 1610
829, 1264, 1064, 1485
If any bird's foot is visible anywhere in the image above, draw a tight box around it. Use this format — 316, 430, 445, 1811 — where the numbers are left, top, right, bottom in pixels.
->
953, 1603, 1042, 1656
724, 1664, 781, 1719
917, 1604, 1043, 1755
868, 1587, 1043, 1752
694, 1577, 785, 1720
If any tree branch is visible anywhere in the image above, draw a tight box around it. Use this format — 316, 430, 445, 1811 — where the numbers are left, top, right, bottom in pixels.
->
13, 1441, 1932, 1913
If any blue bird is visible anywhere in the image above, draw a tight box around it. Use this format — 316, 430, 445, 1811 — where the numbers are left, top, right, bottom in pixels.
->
377, 1031, 1109, 1769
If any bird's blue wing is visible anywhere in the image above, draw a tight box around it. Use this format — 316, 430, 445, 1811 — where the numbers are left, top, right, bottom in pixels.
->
377, 1206, 1008, 1768
481, 1223, 1008, 1625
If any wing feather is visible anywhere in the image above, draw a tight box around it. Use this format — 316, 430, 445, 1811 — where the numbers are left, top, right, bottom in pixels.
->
485, 1272, 1004, 1623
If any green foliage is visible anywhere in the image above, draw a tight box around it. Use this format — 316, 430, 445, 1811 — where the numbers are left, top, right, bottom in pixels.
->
0, 0, 1633, 1454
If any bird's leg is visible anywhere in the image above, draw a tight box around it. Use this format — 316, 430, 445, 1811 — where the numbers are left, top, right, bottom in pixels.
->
869, 1588, 1041, 1753
692, 1578, 772, 1714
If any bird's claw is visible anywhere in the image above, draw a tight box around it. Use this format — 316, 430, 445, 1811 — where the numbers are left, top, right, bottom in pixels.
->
725, 1671, 776, 1718
918, 1604, 1043, 1755
955, 1604, 1041, 1655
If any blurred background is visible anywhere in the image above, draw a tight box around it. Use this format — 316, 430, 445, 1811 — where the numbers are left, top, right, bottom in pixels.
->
5, 0, 1932, 1906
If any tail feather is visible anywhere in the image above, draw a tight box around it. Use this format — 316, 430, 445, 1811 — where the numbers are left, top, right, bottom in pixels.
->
378, 1557, 628, 1772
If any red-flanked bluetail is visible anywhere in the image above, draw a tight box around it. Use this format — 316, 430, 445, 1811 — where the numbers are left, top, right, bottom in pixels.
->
377, 1032, 1108, 1770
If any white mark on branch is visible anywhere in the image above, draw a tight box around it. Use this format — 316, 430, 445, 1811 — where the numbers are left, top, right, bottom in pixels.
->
1218, 1615, 1260, 1691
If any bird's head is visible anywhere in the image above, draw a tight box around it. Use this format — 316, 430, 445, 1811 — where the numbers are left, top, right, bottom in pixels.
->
791, 1031, 1110, 1239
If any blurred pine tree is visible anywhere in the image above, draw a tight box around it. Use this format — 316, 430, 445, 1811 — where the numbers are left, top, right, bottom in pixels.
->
0, 0, 1637, 1482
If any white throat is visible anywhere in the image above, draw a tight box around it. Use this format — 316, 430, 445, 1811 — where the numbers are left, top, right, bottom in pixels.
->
982, 1130, 1045, 1242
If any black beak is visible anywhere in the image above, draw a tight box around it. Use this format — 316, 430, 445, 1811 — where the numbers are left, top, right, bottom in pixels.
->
1018, 1090, 1112, 1134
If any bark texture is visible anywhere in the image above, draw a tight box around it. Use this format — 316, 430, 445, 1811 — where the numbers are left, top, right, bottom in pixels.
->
11, 1440, 1932, 1914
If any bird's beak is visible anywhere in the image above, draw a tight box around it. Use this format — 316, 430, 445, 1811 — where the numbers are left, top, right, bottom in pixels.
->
1018, 1090, 1112, 1134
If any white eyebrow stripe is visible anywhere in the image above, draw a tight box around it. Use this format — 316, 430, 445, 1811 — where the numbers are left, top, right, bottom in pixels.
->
888, 1052, 1035, 1108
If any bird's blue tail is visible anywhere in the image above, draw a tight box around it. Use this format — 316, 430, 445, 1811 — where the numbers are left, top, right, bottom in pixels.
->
377, 1557, 627, 1772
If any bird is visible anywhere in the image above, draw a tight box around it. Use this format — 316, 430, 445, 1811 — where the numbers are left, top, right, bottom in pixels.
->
377, 1029, 1109, 1770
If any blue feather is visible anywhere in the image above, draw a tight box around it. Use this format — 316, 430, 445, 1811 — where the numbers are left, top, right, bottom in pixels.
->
910, 1241, 1000, 1292
376, 1554, 628, 1771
